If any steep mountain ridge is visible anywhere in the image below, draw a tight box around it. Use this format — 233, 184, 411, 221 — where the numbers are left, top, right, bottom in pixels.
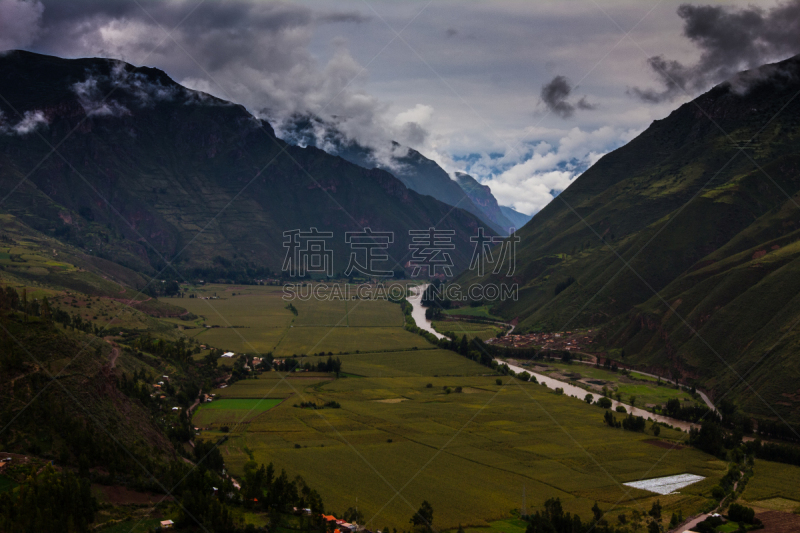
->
277, 114, 506, 234
458, 54, 800, 423
454, 172, 516, 232
0, 51, 491, 276
499, 205, 532, 229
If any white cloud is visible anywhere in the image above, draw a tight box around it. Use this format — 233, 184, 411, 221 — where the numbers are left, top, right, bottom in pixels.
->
2, 109, 49, 135
0, 0, 43, 51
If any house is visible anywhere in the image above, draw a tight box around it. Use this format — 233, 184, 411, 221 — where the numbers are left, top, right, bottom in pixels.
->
160, 520, 174, 529
222, 352, 235, 358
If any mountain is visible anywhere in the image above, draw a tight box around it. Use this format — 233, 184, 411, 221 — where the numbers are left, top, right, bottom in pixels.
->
459, 54, 800, 424
0, 51, 492, 277
454, 172, 516, 233
499, 205, 532, 229
278, 115, 506, 234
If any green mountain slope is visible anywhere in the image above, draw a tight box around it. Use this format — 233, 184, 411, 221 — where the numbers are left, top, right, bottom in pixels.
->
458, 55, 800, 423
0, 51, 491, 277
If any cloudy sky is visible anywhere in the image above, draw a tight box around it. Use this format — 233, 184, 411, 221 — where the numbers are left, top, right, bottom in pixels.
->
2, 0, 800, 214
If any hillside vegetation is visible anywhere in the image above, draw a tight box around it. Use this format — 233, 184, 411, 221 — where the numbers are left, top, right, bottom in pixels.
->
459, 55, 800, 424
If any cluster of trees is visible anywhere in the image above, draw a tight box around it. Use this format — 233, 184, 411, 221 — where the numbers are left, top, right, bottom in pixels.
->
130, 334, 195, 362
294, 400, 341, 409
420, 280, 452, 310
0, 466, 96, 533
662, 398, 715, 423
745, 438, 800, 467
239, 462, 326, 527
603, 411, 647, 432
525, 498, 664, 533
118, 368, 159, 405
754, 418, 800, 443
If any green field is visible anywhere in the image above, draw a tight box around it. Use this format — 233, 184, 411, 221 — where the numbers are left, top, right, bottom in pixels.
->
304, 350, 493, 378
740, 459, 800, 509
443, 306, 504, 320
195, 349, 725, 531
432, 320, 504, 341
175, 284, 419, 355
522, 361, 701, 408
193, 398, 285, 427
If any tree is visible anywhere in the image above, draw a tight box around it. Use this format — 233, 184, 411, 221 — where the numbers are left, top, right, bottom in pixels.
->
597, 397, 612, 409
584, 393, 594, 404
410, 500, 434, 531
343, 507, 364, 525
647, 520, 661, 533
591, 501, 603, 521
629, 395, 636, 406
648, 500, 662, 521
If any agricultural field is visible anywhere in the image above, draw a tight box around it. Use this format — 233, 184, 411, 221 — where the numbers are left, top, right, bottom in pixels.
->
740, 459, 800, 511
432, 320, 505, 340
193, 399, 284, 427
520, 360, 701, 409
303, 350, 493, 378
196, 348, 726, 531
173, 283, 419, 355
443, 305, 504, 320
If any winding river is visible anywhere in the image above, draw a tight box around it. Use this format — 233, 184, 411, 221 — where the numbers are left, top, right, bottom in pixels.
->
408, 284, 701, 432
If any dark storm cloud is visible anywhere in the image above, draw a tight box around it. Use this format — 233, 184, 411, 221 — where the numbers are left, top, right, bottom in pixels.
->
28, 1, 375, 124
540, 75, 595, 119
632, 0, 800, 102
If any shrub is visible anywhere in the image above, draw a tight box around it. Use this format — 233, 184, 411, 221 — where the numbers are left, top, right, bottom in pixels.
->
426, 383, 433, 388
496, 378, 502, 386
616, 406, 627, 413
728, 503, 755, 524
455, 386, 463, 393
597, 397, 612, 409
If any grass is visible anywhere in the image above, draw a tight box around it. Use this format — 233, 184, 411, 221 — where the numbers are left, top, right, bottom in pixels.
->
199, 398, 284, 411
432, 320, 504, 341
304, 350, 493, 378
464, 518, 528, 533
525, 361, 701, 408
194, 349, 725, 531
177, 284, 424, 355
193, 398, 285, 427
740, 459, 800, 505
275, 326, 430, 356
443, 306, 504, 320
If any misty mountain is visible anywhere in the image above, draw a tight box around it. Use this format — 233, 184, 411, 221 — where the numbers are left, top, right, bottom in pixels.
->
278, 114, 507, 234
0, 51, 492, 277
459, 54, 800, 423
499, 206, 532, 229
453, 172, 517, 233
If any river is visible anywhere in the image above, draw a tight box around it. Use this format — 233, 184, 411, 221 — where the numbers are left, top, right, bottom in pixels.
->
407, 284, 699, 432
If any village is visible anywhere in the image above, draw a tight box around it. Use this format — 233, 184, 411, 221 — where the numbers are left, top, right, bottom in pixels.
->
485, 329, 596, 352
